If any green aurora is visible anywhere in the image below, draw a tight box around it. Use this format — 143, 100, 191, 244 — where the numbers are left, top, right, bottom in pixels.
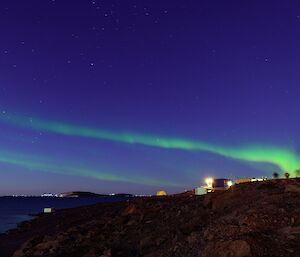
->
1, 113, 300, 177
0, 150, 183, 187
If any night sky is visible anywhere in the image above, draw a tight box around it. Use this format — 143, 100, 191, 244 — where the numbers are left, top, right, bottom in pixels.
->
1, 0, 300, 195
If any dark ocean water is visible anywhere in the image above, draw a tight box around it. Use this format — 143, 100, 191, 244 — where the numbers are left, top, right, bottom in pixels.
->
0, 196, 128, 233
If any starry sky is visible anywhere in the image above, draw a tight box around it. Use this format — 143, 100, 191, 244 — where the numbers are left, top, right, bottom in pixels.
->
1, 0, 300, 195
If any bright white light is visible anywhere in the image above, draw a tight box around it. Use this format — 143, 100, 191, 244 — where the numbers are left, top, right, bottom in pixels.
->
205, 177, 214, 187
227, 180, 233, 187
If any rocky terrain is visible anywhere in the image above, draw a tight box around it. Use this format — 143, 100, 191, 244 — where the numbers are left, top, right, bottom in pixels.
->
0, 178, 300, 257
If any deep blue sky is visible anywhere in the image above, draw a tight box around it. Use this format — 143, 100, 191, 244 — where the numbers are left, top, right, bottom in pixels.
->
0, 0, 300, 195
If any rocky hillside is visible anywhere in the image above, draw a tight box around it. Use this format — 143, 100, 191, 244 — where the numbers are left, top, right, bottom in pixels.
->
1, 179, 300, 257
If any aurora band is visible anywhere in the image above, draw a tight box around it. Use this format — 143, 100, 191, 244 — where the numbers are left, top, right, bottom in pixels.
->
0, 150, 183, 187
2, 114, 300, 176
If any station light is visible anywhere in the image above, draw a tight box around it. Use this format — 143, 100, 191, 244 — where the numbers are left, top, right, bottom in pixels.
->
227, 180, 233, 187
205, 177, 214, 187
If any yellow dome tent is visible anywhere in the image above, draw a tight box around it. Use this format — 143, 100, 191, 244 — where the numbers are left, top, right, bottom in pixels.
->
156, 190, 167, 196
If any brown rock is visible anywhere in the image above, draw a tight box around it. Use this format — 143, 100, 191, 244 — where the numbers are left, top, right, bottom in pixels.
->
280, 226, 300, 235
140, 236, 154, 248
285, 185, 300, 194
203, 194, 213, 208
187, 232, 201, 244
202, 240, 252, 257
203, 228, 214, 241
122, 204, 138, 216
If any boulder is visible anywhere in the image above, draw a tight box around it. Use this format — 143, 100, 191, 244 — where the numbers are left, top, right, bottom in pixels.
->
285, 185, 300, 194
202, 240, 252, 257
